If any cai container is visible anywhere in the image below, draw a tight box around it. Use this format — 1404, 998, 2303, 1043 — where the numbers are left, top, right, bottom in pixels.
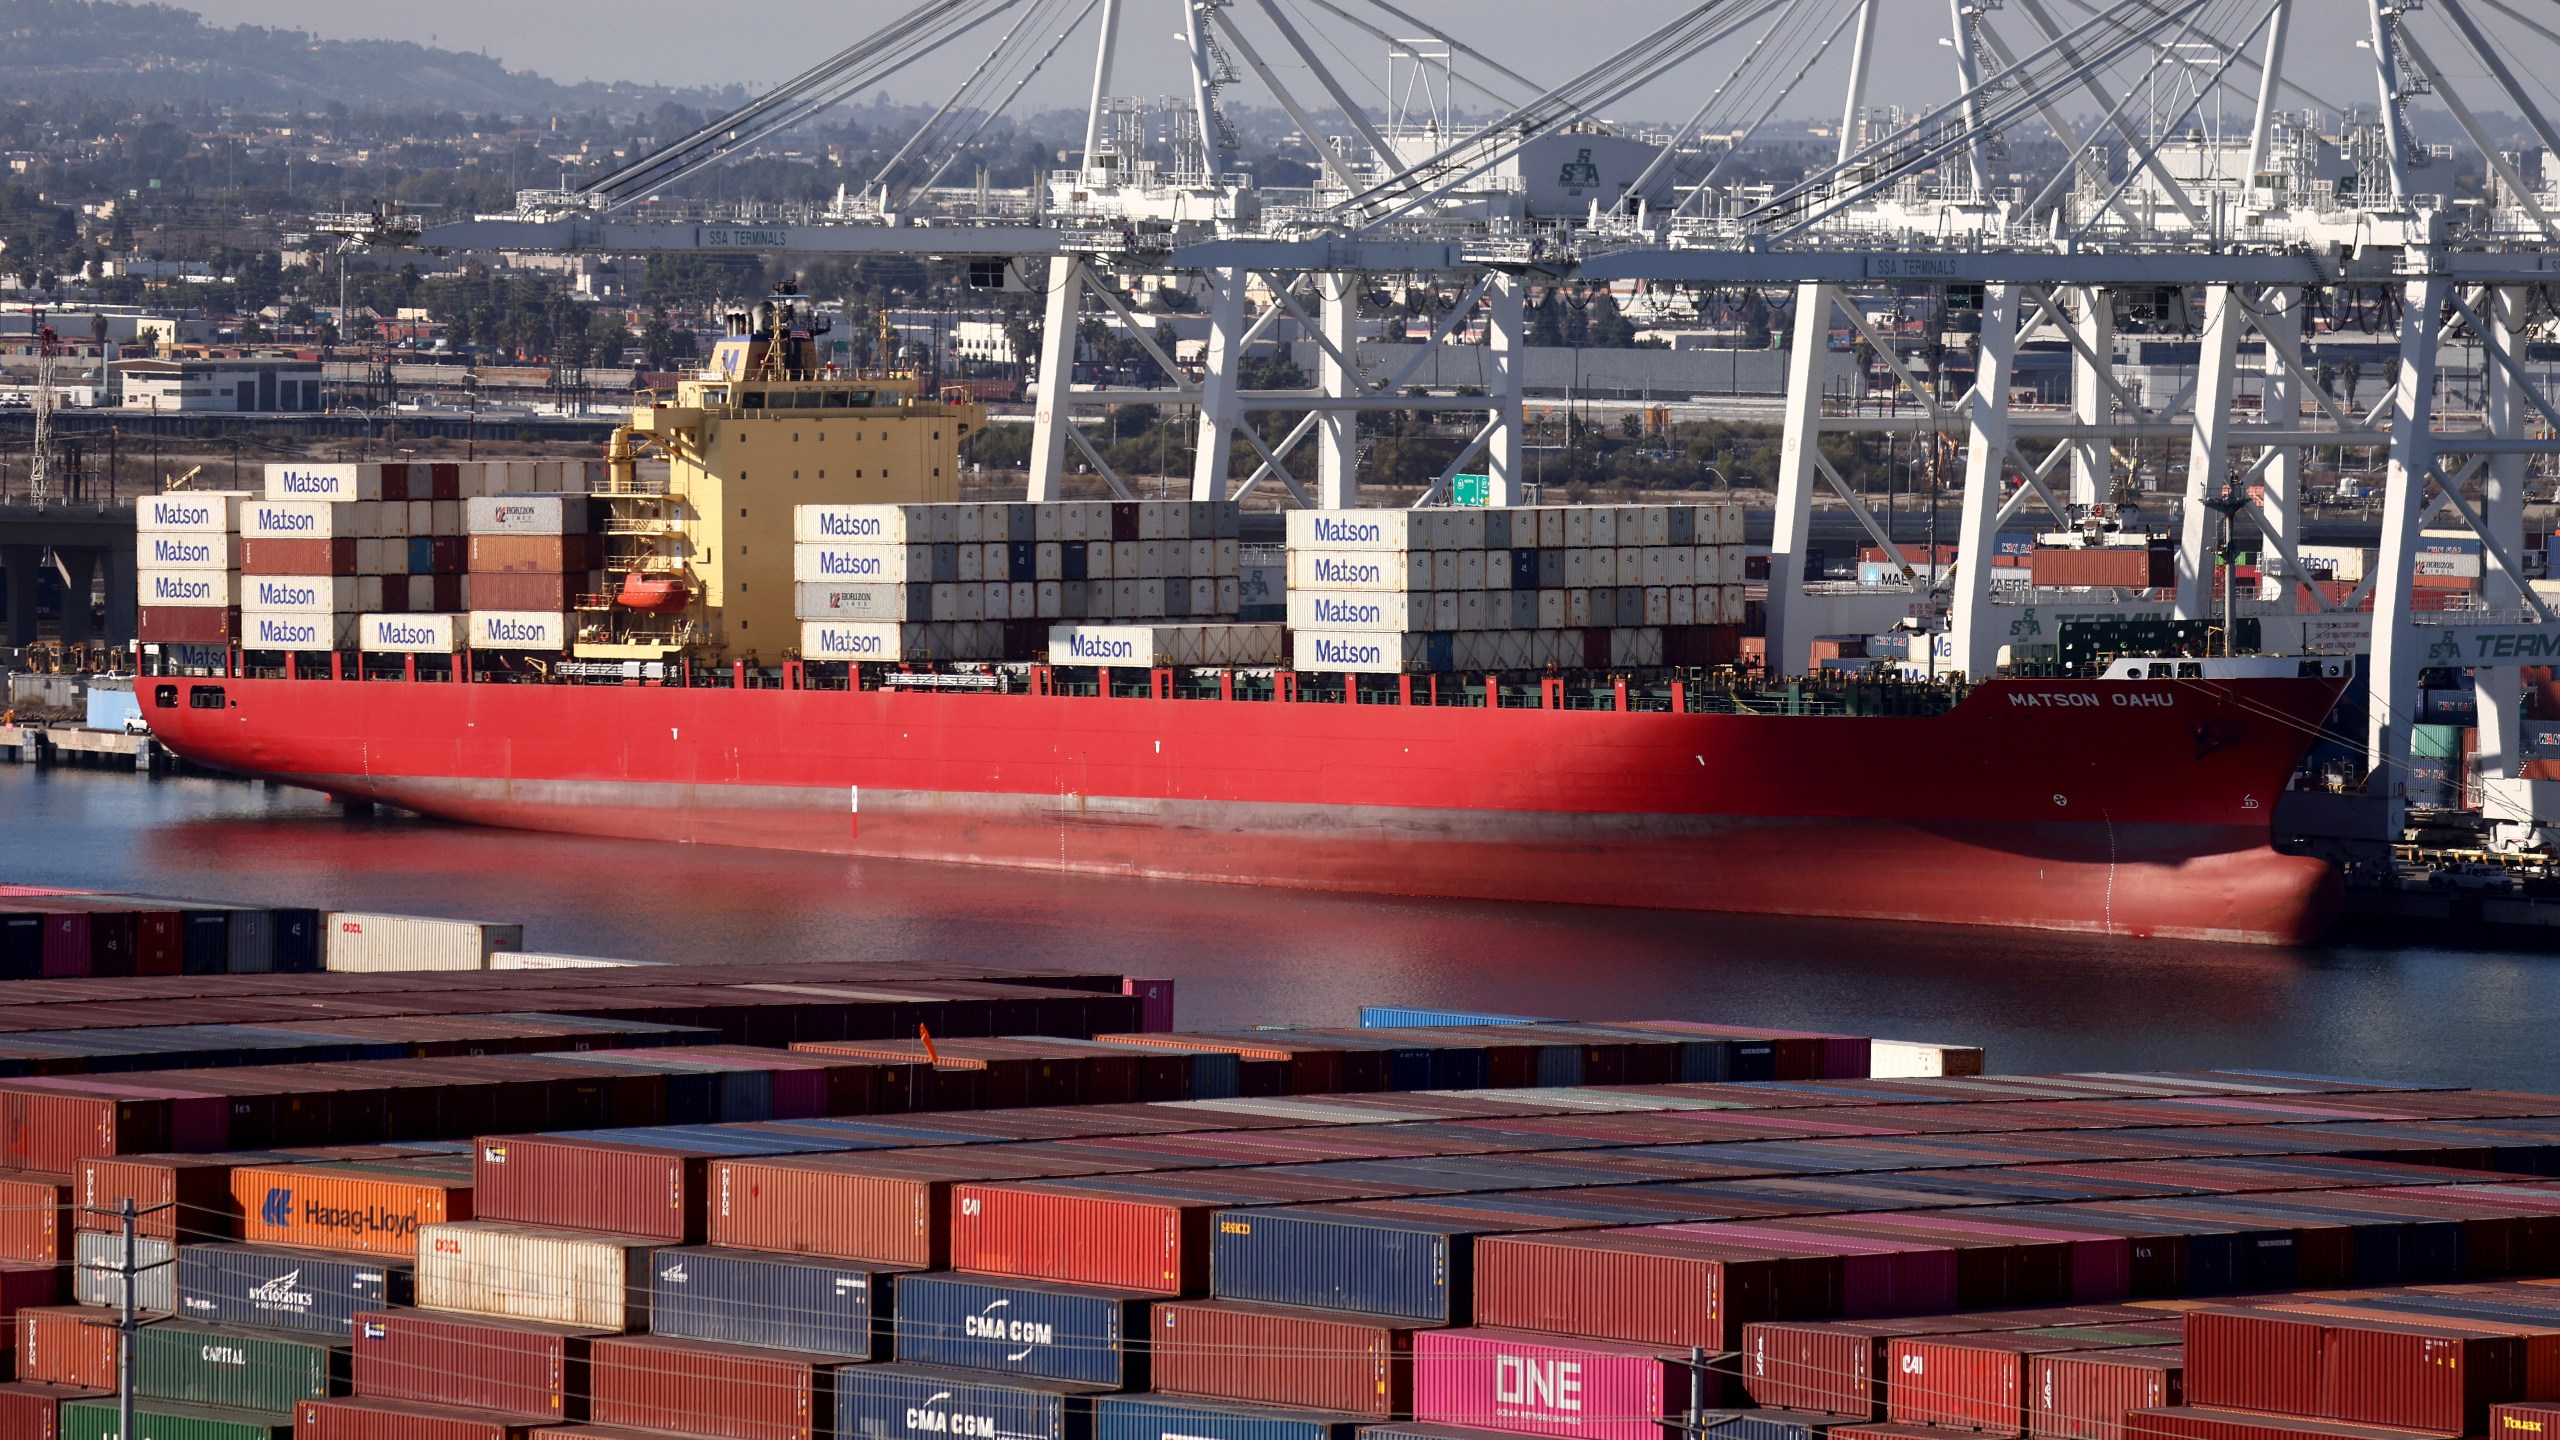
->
229, 1162, 471, 1257
133, 1318, 348, 1412
176, 1241, 415, 1337
950, 1181, 1211, 1294
2030, 1349, 2184, 1440
414, 1221, 656, 1331
1154, 1299, 1415, 1419
650, 1245, 886, 1358
893, 1271, 1152, 1386
1411, 1327, 1689, 1440
834, 1363, 1110, 1440
1100, 1395, 1370, 1440
295, 1397, 564, 1440
73, 1228, 173, 1313
589, 1333, 836, 1440
350, 1308, 610, 1421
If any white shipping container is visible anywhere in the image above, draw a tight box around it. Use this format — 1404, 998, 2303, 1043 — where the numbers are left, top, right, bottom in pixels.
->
1189, 578, 1219, 616
240, 610, 359, 651
265, 463, 379, 502
1136, 579, 1165, 616
794, 544, 935, 584
326, 912, 523, 972
796, 582, 932, 623
415, 1221, 653, 1330
1710, 585, 1746, 624
469, 494, 593, 536
139, 570, 234, 608
1867, 1039, 1988, 1078
243, 499, 369, 539
800, 620, 999, 661
2417, 552, 2485, 579
74, 1230, 176, 1315
1292, 629, 1440, 673
243, 575, 362, 613
139, 532, 239, 570
1051, 624, 1171, 666
492, 952, 667, 969
469, 611, 570, 651
1285, 509, 1422, 551
1431, 590, 1460, 631
1217, 577, 1240, 615
1288, 591, 1435, 631
1609, 626, 1665, 666
1288, 549, 1431, 591
137, 491, 249, 534
359, 613, 464, 653
1669, 586, 1696, 627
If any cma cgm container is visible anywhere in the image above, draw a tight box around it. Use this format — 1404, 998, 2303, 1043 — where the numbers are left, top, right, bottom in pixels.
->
415, 1221, 655, 1331
177, 1241, 415, 1337
2030, 1349, 2184, 1440
134, 1319, 348, 1412
589, 1333, 837, 1440
60, 1397, 295, 1439
835, 1363, 1110, 1440
1153, 1299, 1415, 1419
649, 1245, 886, 1358
295, 1397, 564, 1440
230, 1162, 471, 1257
1410, 1327, 1691, 1440
351, 1308, 610, 1421
1098, 1395, 1370, 1440
893, 1271, 1152, 1386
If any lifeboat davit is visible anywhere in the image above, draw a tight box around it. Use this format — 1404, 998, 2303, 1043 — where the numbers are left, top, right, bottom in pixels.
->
617, 572, 691, 613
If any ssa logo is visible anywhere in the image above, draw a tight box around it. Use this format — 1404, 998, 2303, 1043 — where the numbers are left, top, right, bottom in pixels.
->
261, 1187, 294, 1227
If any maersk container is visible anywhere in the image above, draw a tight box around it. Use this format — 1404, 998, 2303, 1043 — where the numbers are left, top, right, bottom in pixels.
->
176, 1242, 414, 1337
323, 913, 523, 972
1211, 1207, 1473, 1324
1357, 1008, 1552, 1029
61, 1397, 296, 1440
893, 1271, 1153, 1387
835, 1363, 1109, 1440
1101, 1395, 1369, 1440
135, 1319, 349, 1412
649, 1244, 885, 1358
73, 1228, 176, 1313
415, 1221, 655, 1331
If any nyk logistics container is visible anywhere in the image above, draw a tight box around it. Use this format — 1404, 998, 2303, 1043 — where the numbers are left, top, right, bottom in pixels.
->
351, 1308, 610, 1420
323, 914, 523, 972
415, 1220, 655, 1330
134, 1318, 348, 1412
894, 1271, 1151, 1385
833, 1363, 1110, 1440
228, 1161, 470, 1255
589, 1333, 838, 1440
1152, 1298, 1416, 1419
1410, 1327, 1691, 1440
1098, 1395, 1370, 1440
295, 1397, 563, 1440
176, 1241, 414, 1337
649, 1244, 885, 1358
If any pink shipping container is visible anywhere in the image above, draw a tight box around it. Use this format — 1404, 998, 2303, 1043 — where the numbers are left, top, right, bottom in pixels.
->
1153, 1299, 1415, 1418
2030, 1348, 2183, 1440
589, 1333, 832, 1440
2179, 1310, 2321, 1419
1413, 1327, 1691, 1440
297, 1396, 562, 1439
1886, 1334, 2085, 1435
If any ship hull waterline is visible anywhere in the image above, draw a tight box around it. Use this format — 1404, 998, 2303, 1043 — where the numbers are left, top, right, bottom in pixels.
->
146, 673, 2347, 946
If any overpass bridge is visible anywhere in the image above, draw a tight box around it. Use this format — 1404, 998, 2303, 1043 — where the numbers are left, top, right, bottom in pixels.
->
0, 503, 134, 648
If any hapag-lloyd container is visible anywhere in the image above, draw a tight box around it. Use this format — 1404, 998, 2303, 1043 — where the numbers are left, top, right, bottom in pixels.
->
893, 1271, 1151, 1386
649, 1244, 885, 1358
19, 1307, 119, 1387
415, 1221, 656, 1331
1097, 1395, 1370, 1440
133, 1318, 347, 1412
1885, 1334, 2086, 1434
1411, 1327, 1689, 1440
296, 1397, 562, 1440
177, 1241, 415, 1337
1152, 1298, 1415, 1418
835, 1363, 1110, 1440
229, 1162, 470, 1256
590, 1333, 836, 1440
2031, 1349, 2184, 1440
350, 1308, 610, 1420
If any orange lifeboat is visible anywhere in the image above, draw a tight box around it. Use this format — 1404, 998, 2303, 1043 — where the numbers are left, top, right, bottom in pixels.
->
616, 572, 691, 613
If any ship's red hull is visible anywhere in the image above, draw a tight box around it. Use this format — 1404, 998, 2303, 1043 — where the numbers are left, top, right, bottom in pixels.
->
145, 673, 2346, 944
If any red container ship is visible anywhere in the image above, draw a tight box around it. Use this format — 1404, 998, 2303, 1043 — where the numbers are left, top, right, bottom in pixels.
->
142, 664, 2346, 945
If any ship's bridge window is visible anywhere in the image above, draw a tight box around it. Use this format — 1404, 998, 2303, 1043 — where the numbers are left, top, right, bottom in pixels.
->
702, 387, 728, 404
741, 391, 766, 410
823, 390, 851, 409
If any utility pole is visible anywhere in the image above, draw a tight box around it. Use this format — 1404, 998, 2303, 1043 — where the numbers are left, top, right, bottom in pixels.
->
88, 1196, 175, 1440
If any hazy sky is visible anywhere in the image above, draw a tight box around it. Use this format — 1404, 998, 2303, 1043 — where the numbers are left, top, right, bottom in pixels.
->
176, 0, 2443, 130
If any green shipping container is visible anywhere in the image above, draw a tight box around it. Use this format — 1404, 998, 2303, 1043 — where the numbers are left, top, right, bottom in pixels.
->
61, 1398, 295, 1440
2414, 722, 2469, 759
134, 1323, 348, 1413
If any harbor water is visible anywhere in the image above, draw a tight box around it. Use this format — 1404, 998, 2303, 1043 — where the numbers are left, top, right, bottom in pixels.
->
8, 762, 2555, 1089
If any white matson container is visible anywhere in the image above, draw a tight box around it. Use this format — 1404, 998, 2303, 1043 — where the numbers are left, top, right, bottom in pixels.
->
469, 611, 570, 651
359, 613, 464, 654
1284, 509, 1422, 552
137, 491, 249, 534
139, 570, 234, 608
240, 611, 359, 651
415, 1221, 654, 1330
325, 912, 524, 972
1287, 591, 1434, 632
242, 575, 363, 614
243, 499, 374, 539
138, 532, 240, 570
265, 463, 380, 502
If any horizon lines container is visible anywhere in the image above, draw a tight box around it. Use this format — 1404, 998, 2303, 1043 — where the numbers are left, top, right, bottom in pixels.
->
350, 1307, 609, 1420
1153, 1298, 1416, 1419
589, 1332, 836, 1440
649, 1244, 886, 1358
1411, 1326, 1691, 1440
415, 1220, 656, 1331
893, 1271, 1152, 1387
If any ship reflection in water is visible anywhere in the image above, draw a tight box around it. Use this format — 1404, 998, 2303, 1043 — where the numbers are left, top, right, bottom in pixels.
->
10, 765, 2553, 1089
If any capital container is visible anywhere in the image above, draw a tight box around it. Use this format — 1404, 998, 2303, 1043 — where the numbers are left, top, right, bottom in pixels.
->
1469, 1230, 1799, 1350
0, 1172, 67, 1261
2030, 1348, 2183, 1440
893, 1271, 1151, 1386
60, 1397, 296, 1439
414, 1221, 655, 1331
294, 1396, 562, 1440
134, 1318, 348, 1412
476, 1132, 856, 1244
19, 1306, 119, 1387
649, 1244, 886, 1358
1410, 1326, 1690, 1440
0, 1382, 102, 1440
350, 1308, 609, 1420
1884, 1334, 2091, 1434
1153, 1299, 1415, 1418
1742, 1319, 2017, 1418
73, 1228, 172, 1313
837, 1364, 1110, 1440
589, 1333, 835, 1440
176, 1241, 414, 1337
1101, 1395, 1369, 1440
229, 1162, 470, 1257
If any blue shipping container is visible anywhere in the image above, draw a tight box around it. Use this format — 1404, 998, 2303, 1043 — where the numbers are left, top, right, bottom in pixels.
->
836, 1364, 1107, 1440
1101, 1397, 1368, 1440
1210, 1207, 1471, 1324
650, 1245, 886, 1357
893, 1272, 1152, 1386
178, 1242, 414, 1336
1697, 1411, 1849, 1440
1355, 1008, 1552, 1029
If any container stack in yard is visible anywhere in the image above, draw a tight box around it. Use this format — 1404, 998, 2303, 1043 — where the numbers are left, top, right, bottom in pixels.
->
18, 902, 2560, 1439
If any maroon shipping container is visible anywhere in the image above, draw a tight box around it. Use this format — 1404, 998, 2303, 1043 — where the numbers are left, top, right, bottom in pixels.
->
0, 1382, 103, 1440
2030, 1348, 2183, 1440
474, 1135, 721, 1244
707, 1148, 1147, 1267
19, 1306, 119, 1388
1, 1079, 229, 1173
2495, 1402, 2560, 1440
948, 1175, 1413, 1295
298, 1397, 562, 1440
1473, 1230, 1805, 1350
351, 1308, 610, 1420
2179, 1310, 2321, 1419
1152, 1299, 1415, 1419
137, 607, 237, 645
588, 1333, 834, 1440
2027, 544, 2173, 589
1653, 1223, 1960, 1320
2318, 1320, 2524, 1436
466, 571, 600, 611
2260, 1299, 2560, 1401
2126, 1407, 2461, 1440
241, 537, 360, 574
1886, 1334, 2085, 1435
1743, 1319, 2014, 1418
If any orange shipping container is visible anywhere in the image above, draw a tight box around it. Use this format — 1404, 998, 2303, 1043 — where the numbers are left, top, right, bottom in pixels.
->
18, 1306, 118, 1388
0, 1173, 68, 1263
230, 1162, 471, 1256
707, 1148, 1144, 1267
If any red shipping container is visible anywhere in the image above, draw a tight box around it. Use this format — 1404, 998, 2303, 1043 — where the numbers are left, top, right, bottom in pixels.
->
2495, 1402, 2560, 1440
589, 1333, 832, 1440
128, 910, 184, 977
17, 1307, 117, 1388
2180, 1310, 2321, 1418
1744, 1319, 2013, 1418
708, 1149, 1142, 1267
2029, 545, 2173, 589
1153, 1299, 1415, 1419
351, 1308, 610, 1421
80, 1154, 267, 1241
0, 1382, 103, 1440
0, 1173, 68, 1262
137, 607, 237, 645
1, 1079, 229, 1173
1472, 1230, 1795, 1350
467, 571, 598, 611
473, 1135, 716, 1244
1887, 1334, 2085, 1434
298, 1397, 562, 1440
2261, 1299, 2560, 1399
2318, 1320, 2524, 1436
242, 537, 360, 574
2031, 1348, 2183, 1440
2127, 1408, 2462, 1440
1658, 1222, 1960, 1320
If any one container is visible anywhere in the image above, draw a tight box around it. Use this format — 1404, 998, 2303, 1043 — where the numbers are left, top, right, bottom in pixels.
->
1099, 1395, 1369, 1440
175, 1242, 414, 1337
19, 1307, 119, 1388
893, 1272, 1151, 1386
414, 1221, 655, 1331
229, 1162, 471, 1257
60, 1397, 295, 1439
72, 1228, 173, 1313
1153, 1299, 1415, 1419
834, 1364, 1109, 1440
134, 1319, 348, 1412
589, 1333, 836, 1440
1411, 1327, 1689, 1440
323, 915, 523, 972
294, 1397, 562, 1440
649, 1245, 886, 1358
2030, 1349, 2183, 1440
350, 1308, 609, 1420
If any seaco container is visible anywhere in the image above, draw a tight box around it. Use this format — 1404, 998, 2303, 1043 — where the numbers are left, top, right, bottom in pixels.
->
134, 1318, 348, 1413
1153, 1299, 1415, 1419
1098, 1395, 1370, 1440
835, 1363, 1110, 1440
176, 1241, 414, 1337
2030, 1349, 2184, 1440
20, 1307, 120, 1388
649, 1245, 886, 1358
295, 1397, 565, 1440
893, 1271, 1153, 1387
589, 1333, 837, 1440
229, 1162, 471, 1257
350, 1308, 610, 1421
1410, 1327, 1689, 1440
414, 1221, 655, 1331
60, 1396, 296, 1439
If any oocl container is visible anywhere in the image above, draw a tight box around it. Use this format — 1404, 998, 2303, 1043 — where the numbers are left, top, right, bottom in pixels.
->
835, 1364, 1110, 1440
649, 1245, 886, 1358
589, 1333, 835, 1440
415, 1221, 656, 1331
1097, 1395, 1369, 1440
294, 1397, 562, 1440
134, 1318, 348, 1412
2031, 1349, 2183, 1440
1411, 1327, 1691, 1440
176, 1241, 414, 1337
892, 1272, 1152, 1386
349, 1308, 609, 1420
230, 1162, 471, 1257
1153, 1299, 1415, 1419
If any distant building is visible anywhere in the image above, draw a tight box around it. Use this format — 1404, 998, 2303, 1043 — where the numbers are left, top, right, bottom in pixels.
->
115, 357, 324, 412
